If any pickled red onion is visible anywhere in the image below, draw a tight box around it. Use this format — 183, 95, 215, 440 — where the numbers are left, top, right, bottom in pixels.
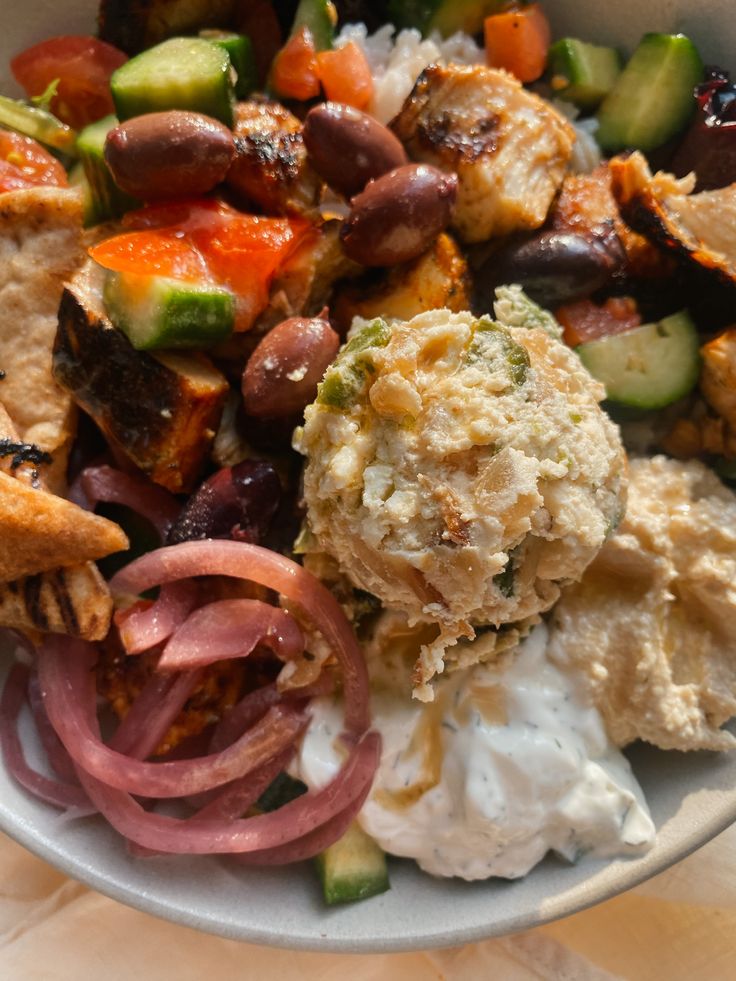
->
38, 637, 307, 798
159, 599, 304, 671
80, 465, 180, 541
110, 541, 371, 735
116, 580, 200, 655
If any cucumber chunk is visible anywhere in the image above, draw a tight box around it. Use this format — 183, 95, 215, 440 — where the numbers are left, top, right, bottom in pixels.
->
111, 37, 235, 126
316, 821, 390, 906
549, 39, 622, 110
103, 271, 235, 350
596, 33, 704, 153
199, 30, 257, 99
577, 311, 700, 410
67, 162, 98, 227
292, 0, 335, 51
0, 93, 77, 155
77, 115, 138, 224
257, 773, 307, 812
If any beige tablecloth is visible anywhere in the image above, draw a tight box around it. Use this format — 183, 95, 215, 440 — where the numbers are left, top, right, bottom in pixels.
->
1, 824, 735, 980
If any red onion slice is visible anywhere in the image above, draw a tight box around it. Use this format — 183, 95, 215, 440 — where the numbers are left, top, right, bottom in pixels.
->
38, 637, 307, 798
108, 669, 203, 759
75, 730, 380, 854
159, 599, 304, 671
116, 580, 200, 655
27, 673, 78, 782
81, 465, 180, 541
0, 664, 89, 810
208, 683, 282, 755
110, 541, 371, 735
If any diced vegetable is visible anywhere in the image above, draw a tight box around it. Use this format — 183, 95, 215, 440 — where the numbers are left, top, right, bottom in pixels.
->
99, 0, 236, 55
318, 318, 392, 408
596, 33, 704, 153
199, 30, 257, 98
68, 162, 98, 226
671, 67, 736, 191
271, 26, 321, 101
77, 115, 138, 223
103, 270, 235, 350
484, 3, 551, 83
576, 310, 700, 409
292, 0, 336, 51
557, 297, 641, 348
110, 38, 235, 126
0, 94, 76, 155
316, 41, 373, 109
315, 821, 390, 905
0, 130, 68, 193
548, 38, 622, 109
53, 262, 229, 493
388, 0, 508, 37
11, 35, 127, 129
257, 773, 307, 812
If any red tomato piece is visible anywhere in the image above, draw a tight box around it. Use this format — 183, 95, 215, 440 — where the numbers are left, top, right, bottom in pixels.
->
271, 26, 321, 102
89, 231, 209, 281
317, 41, 374, 110
557, 297, 642, 348
11, 35, 127, 130
0, 130, 68, 193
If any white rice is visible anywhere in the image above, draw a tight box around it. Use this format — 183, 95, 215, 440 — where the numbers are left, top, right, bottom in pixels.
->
336, 23, 484, 124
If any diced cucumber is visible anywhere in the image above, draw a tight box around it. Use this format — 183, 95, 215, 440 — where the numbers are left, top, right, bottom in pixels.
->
387, 0, 507, 36
292, 0, 336, 51
111, 37, 235, 126
548, 38, 622, 110
0, 93, 77, 155
257, 772, 307, 812
577, 311, 700, 410
596, 33, 704, 153
103, 271, 235, 350
315, 821, 390, 906
77, 115, 138, 224
199, 31, 257, 99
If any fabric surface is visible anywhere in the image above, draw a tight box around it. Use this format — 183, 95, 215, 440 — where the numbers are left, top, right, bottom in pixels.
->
0, 823, 734, 980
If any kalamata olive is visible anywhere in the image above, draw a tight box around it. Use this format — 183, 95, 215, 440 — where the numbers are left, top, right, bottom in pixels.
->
167, 461, 281, 545
104, 111, 236, 200
478, 229, 626, 309
242, 315, 340, 419
340, 164, 457, 267
303, 102, 408, 198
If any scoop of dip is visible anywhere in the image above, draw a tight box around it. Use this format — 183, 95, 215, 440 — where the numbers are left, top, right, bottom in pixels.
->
298, 624, 654, 880
297, 290, 627, 698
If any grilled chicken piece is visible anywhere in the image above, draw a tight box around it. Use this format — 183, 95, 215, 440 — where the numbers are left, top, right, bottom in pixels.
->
331, 232, 472, 332
226, 99, 321, 217
610, 152, 736, 293
54, 261, 228, 493
701, 328, 736, 432
391, 64, 574, 244
0, 563, 113, 641
549, 163, 675, 280
0, 187, 85, 494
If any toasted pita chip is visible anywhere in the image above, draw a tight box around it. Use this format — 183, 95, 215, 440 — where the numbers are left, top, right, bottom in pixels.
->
0, 187, 84, 493
0, 562, 113, 641
0, 469, 128, 582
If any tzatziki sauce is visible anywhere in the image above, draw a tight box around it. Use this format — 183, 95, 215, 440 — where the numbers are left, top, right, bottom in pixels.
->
297, 624, 655, 880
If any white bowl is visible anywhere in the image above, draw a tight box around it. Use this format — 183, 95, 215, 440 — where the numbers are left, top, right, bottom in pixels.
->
1, 0, 735, 953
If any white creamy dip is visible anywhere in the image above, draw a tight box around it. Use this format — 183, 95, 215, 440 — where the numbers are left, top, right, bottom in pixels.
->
297, 625, 655, 880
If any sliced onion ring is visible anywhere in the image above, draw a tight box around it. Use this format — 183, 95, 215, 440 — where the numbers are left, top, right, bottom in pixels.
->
81, 465, 180, 541
116, 580, 200, 655
110, 541, 371, 735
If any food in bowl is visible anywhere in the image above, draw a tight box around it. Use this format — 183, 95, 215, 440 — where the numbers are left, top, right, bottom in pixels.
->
0, 0, 735, 909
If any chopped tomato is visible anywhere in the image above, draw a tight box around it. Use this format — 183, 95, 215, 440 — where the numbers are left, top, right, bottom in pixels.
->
89, 231, 209, 281
317, 41, 374, 110
271, 26, 321, 101
557, 297, 642, 348
234, 0, 283, 85
0, 130, 68, 193
92, 199, 310, 331
11, 35, 127, 130
484, 4, 551, 84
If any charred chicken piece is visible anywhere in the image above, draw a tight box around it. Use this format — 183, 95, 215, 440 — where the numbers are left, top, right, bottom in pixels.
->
225, 99, 322, 217
391, 64, 574, 244
331, 232, 472, 332
53, 261, 228, 494
610, 151, 736, 295
701, 328, 736, 433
